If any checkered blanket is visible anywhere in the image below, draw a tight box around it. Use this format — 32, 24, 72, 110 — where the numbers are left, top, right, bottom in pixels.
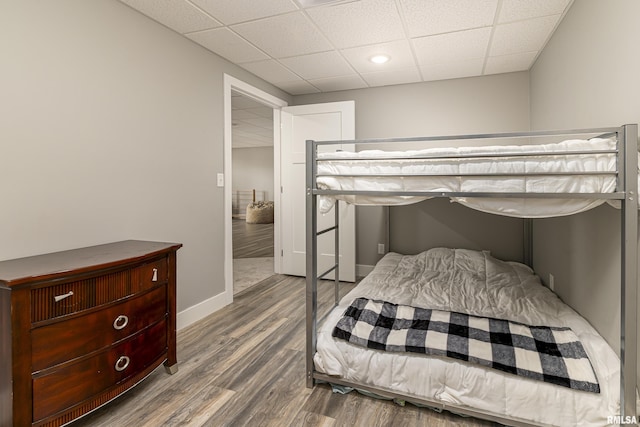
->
332, 298, 600, 393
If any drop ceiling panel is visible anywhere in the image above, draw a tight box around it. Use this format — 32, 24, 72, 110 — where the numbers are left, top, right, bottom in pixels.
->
277, 80, 322, 95
232, 92, 274, 148
120, 0, 222, 33
233, 122, 271, 135
232, 109, 263, 120
485, 51, 538, 75
499, 0, 572, 23
361, 67, 422, 87
240, 60, 303, 83
280, 51, 354, 80
190, 0, 298, 25
491, 15, 560, 56
306, 0, 405, 49
232, 94, 267, 110
420, 57, 484, 82
399, 0, 498, 38
187, 28, 269, 63
241, 117, 274, 129
232, 12, 333, 58
413, 27, 492, 66
307, 74, 368, 92
245, 106, 275, 118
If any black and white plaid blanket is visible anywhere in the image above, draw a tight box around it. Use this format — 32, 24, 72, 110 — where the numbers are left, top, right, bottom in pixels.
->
332, 298, 599, 393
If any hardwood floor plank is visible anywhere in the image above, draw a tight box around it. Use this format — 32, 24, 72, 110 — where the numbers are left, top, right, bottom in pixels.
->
208, 317, 290, 379
201, 348, 300, 426
290, 410, 337, 427
233, 219, 273, 259
187, 388, 237, 427
162, 386, 236, 427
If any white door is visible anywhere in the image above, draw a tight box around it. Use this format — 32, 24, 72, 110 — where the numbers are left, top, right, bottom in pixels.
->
280, 101, 355, 282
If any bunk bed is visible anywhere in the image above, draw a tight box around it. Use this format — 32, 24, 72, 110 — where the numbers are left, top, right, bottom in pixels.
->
305, 124, 638, 426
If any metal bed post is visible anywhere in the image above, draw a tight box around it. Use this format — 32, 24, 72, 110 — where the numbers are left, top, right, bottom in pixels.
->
306, 139, 318, 388
620, 123, 638, 418
334, 202, 340, 305
523, 218, 533, 267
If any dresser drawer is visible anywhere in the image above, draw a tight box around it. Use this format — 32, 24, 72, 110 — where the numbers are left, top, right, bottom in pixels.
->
131, 258, 168, 293
31, 285, 167, 372
31, 268, 133, 323
31, 278, 98, 323
32, 319, 167, 423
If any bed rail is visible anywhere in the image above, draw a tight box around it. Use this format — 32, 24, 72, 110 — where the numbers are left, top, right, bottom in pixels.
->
305, 124, 639, 423
310, 126, 627, 201
309, 126, 622, 146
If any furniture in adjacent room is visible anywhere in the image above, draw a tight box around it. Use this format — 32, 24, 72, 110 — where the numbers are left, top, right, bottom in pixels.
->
0, 240, 182, 427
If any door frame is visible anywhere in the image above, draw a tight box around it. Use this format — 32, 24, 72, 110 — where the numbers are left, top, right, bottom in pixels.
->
223, 74, 288, 304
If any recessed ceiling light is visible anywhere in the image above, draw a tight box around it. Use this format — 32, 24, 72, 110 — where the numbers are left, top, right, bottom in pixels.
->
370, 54, 390, 64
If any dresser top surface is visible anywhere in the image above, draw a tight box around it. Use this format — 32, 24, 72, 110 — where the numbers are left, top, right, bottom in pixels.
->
0, 240, 182, 287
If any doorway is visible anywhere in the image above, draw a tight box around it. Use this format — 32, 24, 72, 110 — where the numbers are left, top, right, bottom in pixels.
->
231, 90, 275, 295
223, 75, 288, 304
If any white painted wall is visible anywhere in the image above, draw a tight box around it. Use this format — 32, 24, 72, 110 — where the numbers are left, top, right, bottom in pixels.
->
294, 72, 531, 266
0, 1, 291, 326
232, 147, 275, 202
529, 0, 640, 357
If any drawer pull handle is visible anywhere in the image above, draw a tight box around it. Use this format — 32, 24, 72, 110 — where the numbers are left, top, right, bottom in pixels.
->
54, 291, 74, 302
152, 268, 158, 282
115, 356, 130, 372
113, 315, 129, 330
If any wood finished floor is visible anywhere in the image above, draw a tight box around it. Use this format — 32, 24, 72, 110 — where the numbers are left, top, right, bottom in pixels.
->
71, 275, 496, 427
233, 219, 274, 259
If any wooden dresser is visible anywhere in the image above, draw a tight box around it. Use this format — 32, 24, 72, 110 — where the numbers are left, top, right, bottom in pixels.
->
0, 240, 182, 426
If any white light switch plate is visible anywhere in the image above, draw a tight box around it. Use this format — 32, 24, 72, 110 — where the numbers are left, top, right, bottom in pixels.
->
217, 173, 224, 187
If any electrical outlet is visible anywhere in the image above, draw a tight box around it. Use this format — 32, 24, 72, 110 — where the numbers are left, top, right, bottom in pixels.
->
377, 243, 385, 254
549, 274, 555, 291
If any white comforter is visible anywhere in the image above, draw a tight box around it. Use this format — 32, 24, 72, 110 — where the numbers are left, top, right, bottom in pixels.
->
317, 138, 623, 217
314, 248, 621, 426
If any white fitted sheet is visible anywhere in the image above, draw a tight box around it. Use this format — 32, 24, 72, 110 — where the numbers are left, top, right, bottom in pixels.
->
314, 248, 622, 426
316, 138, 623, 217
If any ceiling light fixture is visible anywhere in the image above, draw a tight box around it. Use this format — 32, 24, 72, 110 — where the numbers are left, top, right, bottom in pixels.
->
369, 54, 390, 64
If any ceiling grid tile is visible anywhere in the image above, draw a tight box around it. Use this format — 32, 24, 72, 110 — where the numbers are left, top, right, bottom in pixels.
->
231, 12, 333, 58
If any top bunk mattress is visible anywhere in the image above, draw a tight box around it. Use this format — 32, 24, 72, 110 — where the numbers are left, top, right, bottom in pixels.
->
316, 137, 635, 217
314, 248, 625, 426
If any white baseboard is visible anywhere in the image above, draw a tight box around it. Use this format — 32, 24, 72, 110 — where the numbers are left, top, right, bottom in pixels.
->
177, 290, 232, 331
356, 264, 374, 278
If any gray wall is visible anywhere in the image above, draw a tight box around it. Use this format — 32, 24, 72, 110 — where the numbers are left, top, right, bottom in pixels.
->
294, 72, 531, 266
232, 147, 275, 202
529, 0, 640, 355
0, 1, 291, 315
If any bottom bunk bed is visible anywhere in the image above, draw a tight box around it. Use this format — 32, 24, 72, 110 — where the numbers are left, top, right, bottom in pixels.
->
313, 248, 622, 426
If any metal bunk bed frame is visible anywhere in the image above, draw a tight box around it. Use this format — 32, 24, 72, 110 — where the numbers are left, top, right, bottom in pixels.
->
305, 124, 638, 426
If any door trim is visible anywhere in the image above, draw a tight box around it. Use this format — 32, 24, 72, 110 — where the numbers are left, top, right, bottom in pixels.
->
223, 74, 288, 304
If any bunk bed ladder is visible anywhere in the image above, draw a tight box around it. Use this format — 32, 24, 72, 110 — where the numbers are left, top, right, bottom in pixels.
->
620, 123, 638, 419
306, 139, 341, 388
